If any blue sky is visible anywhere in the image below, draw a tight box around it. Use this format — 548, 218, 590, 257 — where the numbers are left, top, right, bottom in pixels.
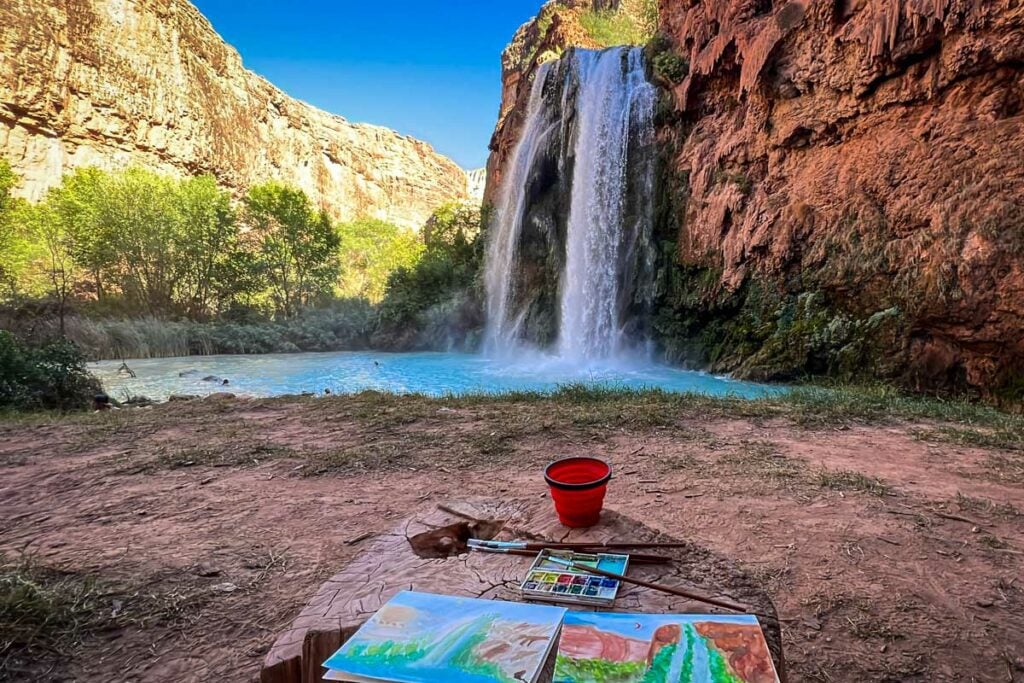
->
191, 1, 545, 169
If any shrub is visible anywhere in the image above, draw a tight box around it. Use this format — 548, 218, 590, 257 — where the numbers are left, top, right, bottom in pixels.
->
580, 0, 658, 47
0, 331, 101, 410
651, 50, 688, 84
45, 301, 376, 359
646, 33, 688, 85
373, 205, 484, 350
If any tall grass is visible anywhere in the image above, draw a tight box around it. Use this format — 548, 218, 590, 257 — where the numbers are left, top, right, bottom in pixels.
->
47, 305, 376, 360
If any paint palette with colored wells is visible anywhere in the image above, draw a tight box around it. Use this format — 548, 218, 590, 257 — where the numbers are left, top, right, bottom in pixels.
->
519, 550, 629, 607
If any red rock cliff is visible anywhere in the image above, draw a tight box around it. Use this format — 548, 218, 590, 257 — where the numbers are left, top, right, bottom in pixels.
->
658, 0, 1024, 394
558, 624, 652, 662
487, 0, 1024, 396
694, 621, 777, 683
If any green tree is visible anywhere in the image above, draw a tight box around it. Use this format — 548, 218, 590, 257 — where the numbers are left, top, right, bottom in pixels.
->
15, 201, 77, 333
100, 168, 183, 315
373, 203, 485, 348
173, 175, 243, 318
336, 218, 423, 302
47, 167, 116, 301
0, 159, 15, 215
422, 202, 483, 253
0, 159, 27, 299
243, 182, 341, 318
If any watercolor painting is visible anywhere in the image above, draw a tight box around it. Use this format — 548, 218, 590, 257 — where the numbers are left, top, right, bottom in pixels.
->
322, 591, 567, 683
554, 612, 780, 683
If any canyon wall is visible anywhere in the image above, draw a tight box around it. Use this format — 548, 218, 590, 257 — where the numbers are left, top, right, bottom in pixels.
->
0, 0, 469, 230
489, 0, 1024, 397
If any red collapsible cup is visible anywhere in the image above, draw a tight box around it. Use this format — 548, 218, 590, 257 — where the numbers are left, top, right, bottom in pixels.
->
544, 457, 612, 528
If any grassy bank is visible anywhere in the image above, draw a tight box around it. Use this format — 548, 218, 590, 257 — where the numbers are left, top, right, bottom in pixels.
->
9, 383, 1021, 460
0, 555, 208, 681
438, 383, 1024, 450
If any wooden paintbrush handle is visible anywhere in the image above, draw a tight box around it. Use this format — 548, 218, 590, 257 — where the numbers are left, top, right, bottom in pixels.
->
536, 541, 693, 550
555, 560, 749, 613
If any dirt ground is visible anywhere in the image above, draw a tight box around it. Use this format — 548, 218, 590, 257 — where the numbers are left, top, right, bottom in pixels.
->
1, 392, 1023, 682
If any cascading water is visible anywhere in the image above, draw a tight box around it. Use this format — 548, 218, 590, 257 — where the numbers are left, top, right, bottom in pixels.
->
559, 48, 656, 360
484, 47, 657, 365
483, 61, 557, 354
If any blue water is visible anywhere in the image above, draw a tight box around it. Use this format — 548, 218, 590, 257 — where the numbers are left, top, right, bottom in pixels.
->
92, 351, 785, 402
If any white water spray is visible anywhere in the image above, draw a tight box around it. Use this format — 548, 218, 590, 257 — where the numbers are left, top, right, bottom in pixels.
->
483, 62, 555, 355
558, 48, 655, 361
484, 47, 656, 364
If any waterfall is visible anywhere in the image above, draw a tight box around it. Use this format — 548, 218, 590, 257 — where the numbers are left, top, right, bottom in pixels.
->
484, 47, 657, 364
483, 61, 556, 354
558, 48, 656, 360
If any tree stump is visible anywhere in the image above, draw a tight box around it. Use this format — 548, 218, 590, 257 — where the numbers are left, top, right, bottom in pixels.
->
261, 499, 786, 683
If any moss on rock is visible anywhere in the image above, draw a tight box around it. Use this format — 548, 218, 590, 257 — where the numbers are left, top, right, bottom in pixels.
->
650, 256, 911, 384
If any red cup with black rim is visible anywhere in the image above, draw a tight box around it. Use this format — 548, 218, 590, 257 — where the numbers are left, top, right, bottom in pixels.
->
544, 457, 612, 528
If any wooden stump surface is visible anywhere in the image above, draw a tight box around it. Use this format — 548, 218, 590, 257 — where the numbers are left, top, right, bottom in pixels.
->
261, 499, 786, 683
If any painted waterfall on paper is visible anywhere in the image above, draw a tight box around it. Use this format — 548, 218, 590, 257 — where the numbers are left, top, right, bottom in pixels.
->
322, 591, 566, 683
554, 612, 780, 683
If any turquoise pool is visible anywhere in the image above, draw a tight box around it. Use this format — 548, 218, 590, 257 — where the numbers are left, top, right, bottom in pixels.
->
92, 351, 784, 402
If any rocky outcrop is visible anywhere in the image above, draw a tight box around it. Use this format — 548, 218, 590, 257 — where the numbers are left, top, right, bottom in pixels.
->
694, 621, 777, 683
0, 0, 469, 230
466, 168, 488, 202
488, 0, 1024, 397
485, 0, 656, 203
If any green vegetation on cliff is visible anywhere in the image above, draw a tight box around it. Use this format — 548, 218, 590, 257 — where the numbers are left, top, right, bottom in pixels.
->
580, 0, 658, 47
652, 260, 908, 384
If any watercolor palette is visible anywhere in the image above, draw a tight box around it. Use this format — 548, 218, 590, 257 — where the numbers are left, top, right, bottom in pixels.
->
519, 550, 629, 607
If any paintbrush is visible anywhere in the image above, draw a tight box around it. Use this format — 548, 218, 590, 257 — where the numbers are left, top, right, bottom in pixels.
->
466, 540, 671, 563
545, 556, 750, 613
468, 545, 669, 565
470, 539, 691, 552
543, 541, 693, 551
471, 540, 679, 561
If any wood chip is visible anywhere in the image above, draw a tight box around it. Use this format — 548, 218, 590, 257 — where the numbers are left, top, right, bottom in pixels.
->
344, 532, 374, 546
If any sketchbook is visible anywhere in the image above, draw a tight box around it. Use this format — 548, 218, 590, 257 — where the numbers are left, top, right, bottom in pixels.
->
322, 590, 567, 683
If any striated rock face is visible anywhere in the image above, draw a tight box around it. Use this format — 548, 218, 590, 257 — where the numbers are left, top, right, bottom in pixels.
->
694, 621, 776, 683
466, 167, 488, 202
489, 0, 1024, 397
656, 0, 1024, 396
0, 0, 469, 230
